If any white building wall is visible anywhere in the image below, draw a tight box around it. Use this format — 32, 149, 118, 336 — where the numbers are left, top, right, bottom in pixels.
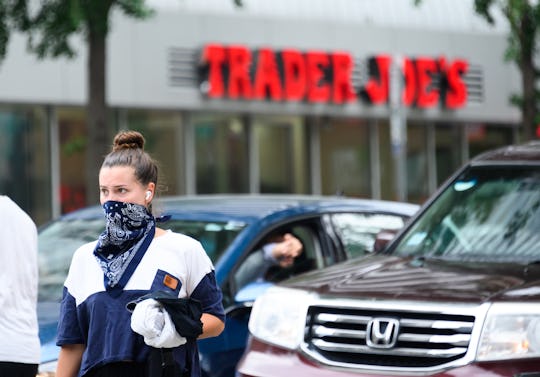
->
0, 0, 522, 123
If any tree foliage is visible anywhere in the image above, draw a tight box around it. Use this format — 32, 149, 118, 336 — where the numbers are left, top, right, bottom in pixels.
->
24, 0, 154, 205
27, 0, 153, 58
0, 0, 241, 208
473, 0, 540, 140
417, 0, 540, 140
0, 0, 30, 61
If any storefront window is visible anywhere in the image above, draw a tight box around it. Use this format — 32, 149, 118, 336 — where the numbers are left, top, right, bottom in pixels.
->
435, 123, 464, 186
467, 123, 516, 159
254, 115, 308, 194
125, 110, 185, 196
320, 118, 371, 197
407, 123, 430, 203
193, 114, 249, 194
0, 105, 51, 225
57, 107, 88, 214
378, 119, 397, 201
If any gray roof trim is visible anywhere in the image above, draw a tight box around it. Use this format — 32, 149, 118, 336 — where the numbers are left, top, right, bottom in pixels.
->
147, 0, 509, 34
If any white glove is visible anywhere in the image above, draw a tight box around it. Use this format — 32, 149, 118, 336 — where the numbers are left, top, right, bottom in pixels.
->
130, 298, 187, 348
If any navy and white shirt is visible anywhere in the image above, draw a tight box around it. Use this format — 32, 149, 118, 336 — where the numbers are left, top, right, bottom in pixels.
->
57, 230, 225, 377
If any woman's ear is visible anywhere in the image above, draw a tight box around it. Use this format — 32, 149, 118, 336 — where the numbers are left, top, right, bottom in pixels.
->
145, 182, 156, 202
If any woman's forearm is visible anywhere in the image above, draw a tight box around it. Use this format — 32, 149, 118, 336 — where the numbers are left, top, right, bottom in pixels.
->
199, 313, 225, 339
55, 343, 85, 377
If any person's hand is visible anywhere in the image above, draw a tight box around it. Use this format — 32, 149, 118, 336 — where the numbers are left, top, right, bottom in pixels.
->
130, 299, 187, 348
271, 233, 303, 267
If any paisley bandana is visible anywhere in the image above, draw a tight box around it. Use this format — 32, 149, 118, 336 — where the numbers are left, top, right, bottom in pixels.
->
94, 200, 156, 292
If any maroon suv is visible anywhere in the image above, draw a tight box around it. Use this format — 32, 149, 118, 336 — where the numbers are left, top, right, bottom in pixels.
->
237, 141, 540, 377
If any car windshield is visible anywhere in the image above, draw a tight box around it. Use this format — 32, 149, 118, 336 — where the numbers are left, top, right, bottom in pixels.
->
392, 165, 540, 263
38, 217, 245, 302
38, 218, 105, 302
161, 219, 245, 262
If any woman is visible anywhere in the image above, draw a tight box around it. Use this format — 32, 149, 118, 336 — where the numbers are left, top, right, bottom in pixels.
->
55, 130, 225, 377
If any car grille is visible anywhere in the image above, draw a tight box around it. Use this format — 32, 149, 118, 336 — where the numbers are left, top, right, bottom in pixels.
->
303, 304, 479, 370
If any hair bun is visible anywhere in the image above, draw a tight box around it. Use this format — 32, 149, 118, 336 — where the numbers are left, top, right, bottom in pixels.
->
112, 130, 145, 152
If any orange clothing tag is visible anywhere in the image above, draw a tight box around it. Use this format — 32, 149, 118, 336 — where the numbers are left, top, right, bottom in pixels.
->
163, 274, 179, 290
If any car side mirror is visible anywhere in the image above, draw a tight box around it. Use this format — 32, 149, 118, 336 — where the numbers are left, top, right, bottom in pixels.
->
226, 281, 273, 319
373, 229, 398, 253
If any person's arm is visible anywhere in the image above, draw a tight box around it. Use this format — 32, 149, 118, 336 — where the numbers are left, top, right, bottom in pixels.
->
267, 233, 304, 268
56, 343, 85, 377
199, 312, 225, 339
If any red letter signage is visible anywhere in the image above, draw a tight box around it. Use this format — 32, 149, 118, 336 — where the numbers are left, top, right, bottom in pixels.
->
282, 49, 307, 101
306, 51, 331, 103
332, 52, 357, 104
445, 59, 468, 109
199, 43, 469, 110
227, 45, 253, 99
402, 58, 417, 106
364, 55, 391, 105
201, 44, 226, 98
253, 48, 282, 101
415, 57, 439, 108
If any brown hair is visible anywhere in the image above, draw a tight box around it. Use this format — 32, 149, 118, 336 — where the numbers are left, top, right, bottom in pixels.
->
101, 130, 158, 188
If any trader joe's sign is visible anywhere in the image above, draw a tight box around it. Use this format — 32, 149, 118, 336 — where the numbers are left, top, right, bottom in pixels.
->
199, 43, 468, 109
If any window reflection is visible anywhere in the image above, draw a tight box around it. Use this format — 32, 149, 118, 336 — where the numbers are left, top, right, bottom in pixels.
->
331, 213, 406, 258
320, 118, 371, 197
193, 114, 248, 193
395, 166, 540, 261
0, 106, 51, 224
58, 107, 87, 214
126, 110, 185, 196
162, 219, 245, 262
38, 218, 105, 301
254, 115, 308, 194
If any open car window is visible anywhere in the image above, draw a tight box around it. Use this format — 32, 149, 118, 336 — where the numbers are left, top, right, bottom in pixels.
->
233, 223, 321, 291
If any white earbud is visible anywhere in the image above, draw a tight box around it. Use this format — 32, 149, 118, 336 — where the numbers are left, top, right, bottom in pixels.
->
146, 191, 152, 200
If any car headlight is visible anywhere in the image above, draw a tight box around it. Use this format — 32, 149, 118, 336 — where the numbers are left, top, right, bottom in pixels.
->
248, 286, 314, 350
477, 303, 540, 361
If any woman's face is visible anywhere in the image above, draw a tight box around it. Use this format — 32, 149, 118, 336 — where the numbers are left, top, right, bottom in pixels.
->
99, 165, 154, 206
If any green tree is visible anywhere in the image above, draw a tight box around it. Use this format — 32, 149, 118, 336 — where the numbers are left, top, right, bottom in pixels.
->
24, 0, 154, 205
416, 0, 539, 140
0, 1, 30, 62
473, 0, 539, 141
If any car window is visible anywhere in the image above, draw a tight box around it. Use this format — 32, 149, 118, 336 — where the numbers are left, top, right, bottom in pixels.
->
38, 218, 105, 302
330, 213, 408, 258
392, 166, 540, 261
162, 219, 245, 263
233, 223, 322, 291
38, 217, 245, 304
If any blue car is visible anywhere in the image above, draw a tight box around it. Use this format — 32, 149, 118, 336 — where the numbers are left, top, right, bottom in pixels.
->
37, 194, 418, 377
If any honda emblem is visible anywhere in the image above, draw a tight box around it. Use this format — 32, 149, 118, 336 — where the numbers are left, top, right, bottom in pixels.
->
366, 318, 400, 349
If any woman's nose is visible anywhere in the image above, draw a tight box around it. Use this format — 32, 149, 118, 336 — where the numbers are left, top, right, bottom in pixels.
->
101, 192, 116, 202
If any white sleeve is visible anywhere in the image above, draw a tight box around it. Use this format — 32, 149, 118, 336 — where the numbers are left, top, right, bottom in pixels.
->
185, 239, 215, 295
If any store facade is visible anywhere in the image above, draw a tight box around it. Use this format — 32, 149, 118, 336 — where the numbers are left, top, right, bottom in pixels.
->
0, 1, 521, 224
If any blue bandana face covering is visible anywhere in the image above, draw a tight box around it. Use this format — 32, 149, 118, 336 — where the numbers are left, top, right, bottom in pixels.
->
94, 200, 156, 292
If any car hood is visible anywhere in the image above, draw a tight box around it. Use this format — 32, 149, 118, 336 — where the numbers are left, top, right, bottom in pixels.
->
282, 255, 540, 303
